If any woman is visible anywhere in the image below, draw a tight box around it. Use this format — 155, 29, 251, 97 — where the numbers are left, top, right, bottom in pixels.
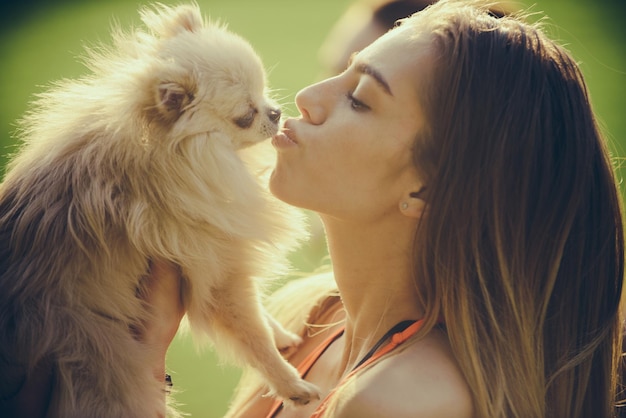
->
157, 0, 624, 417
153, 1, 625, 417
13, 0, 622, 416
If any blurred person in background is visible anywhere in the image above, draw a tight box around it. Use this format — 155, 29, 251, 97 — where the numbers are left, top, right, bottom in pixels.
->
317, 0, 508, 76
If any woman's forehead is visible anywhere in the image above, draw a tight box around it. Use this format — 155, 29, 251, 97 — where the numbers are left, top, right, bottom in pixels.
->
355, 26, 433, 90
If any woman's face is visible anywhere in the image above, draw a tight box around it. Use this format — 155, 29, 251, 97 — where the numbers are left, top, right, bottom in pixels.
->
270, 25, 431, 222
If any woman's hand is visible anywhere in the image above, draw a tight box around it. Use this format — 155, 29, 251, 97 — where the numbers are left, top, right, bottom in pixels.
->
136, 260, 186, 383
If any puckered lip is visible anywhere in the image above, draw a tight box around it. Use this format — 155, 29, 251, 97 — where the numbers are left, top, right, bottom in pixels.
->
280, 119, 298, 144
271, 118, 299, 148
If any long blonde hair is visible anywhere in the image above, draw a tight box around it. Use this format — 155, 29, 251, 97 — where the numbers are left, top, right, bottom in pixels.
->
407, 1, 624, 417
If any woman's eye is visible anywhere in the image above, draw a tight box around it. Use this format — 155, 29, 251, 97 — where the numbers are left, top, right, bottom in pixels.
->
346, 92, 370, 111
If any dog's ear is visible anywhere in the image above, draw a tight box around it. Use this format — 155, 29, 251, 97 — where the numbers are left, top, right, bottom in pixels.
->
155, 81, 195, 123
141, 4, 204, 39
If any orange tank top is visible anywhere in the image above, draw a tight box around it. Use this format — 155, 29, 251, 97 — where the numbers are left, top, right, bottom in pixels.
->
266, 319, 425, 418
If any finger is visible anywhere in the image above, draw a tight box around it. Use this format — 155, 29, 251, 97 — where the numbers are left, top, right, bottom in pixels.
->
146, 260, 185, 320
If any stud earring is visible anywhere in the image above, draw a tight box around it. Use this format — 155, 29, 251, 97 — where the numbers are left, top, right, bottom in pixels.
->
401, 202, 409, 210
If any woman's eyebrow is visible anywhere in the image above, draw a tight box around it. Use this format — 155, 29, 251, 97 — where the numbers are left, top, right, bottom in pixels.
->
348, 52, 393, 96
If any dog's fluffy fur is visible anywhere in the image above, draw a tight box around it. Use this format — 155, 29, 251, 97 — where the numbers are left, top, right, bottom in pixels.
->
0, 4, 319, 417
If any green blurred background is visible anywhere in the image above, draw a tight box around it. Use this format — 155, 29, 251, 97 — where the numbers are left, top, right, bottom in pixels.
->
1, 0, 624, 417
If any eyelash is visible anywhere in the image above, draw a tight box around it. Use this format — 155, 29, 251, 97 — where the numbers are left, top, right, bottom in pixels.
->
346, 92, 370, 111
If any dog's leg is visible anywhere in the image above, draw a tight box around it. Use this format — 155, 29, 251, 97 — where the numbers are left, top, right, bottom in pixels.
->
188, 271, 320, 405
263, 309, 303, 353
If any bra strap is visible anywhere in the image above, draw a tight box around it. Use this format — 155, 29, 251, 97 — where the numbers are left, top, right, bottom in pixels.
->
351, 320, 416, 371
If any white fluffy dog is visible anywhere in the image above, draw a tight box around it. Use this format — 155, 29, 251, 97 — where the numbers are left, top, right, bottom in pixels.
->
0, 3, 319, 417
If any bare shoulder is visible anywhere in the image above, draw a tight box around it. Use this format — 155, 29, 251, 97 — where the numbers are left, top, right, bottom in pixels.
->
334, 328, 473, 418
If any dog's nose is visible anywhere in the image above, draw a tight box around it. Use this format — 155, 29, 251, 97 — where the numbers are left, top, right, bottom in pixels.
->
268, 108, 281, 124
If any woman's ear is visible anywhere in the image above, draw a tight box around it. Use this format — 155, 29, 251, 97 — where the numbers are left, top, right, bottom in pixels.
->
399, 186, 427, 219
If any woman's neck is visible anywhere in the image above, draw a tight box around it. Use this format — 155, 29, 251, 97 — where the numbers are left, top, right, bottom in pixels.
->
320, 213, 424, 376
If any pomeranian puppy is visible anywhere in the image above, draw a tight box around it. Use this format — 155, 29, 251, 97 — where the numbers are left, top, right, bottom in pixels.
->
0, 3, 319, 417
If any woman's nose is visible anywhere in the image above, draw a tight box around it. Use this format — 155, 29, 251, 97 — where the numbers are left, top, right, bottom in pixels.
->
295, 81, 328, 125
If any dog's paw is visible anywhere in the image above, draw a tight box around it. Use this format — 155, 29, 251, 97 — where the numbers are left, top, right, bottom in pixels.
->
274, 328, 303, 354
280, 379, 321, 407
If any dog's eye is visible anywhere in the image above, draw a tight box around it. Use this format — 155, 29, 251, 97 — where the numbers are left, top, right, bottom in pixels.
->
233, 108, 258, 129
